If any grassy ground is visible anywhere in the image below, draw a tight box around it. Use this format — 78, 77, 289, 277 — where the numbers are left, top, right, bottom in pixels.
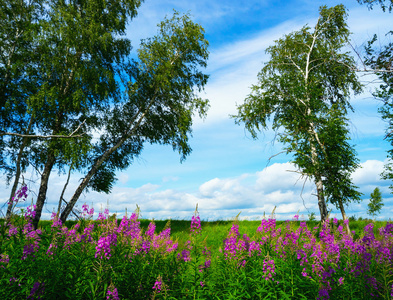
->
29, 217, 390, 252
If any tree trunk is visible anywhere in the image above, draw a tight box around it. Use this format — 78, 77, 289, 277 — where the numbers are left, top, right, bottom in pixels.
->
338, 199, 351, 235
6, 116, 34, 221
60, 136, 128, 223
315, 174, 328, 224
57, 162, 73, 215
310, 140, 328, 224
32, 151, 56, 229
60, 93, 157, 223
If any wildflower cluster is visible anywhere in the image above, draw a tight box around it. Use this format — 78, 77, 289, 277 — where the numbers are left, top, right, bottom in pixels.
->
81, 203, 94, 219
191, 215, 201, 235
2, 196, 393, 299
9, 185, 28, 205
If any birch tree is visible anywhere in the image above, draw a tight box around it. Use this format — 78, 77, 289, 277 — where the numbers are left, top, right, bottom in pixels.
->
59, 12, 209, 223
235, 5, 362, 224
1, 0, 143, 225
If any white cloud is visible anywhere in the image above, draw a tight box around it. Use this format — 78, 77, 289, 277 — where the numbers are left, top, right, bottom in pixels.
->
352, 160, 385, 186
1, 159, 391, 221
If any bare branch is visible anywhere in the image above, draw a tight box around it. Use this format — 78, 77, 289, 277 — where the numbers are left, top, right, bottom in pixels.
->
0, 120, 86, 139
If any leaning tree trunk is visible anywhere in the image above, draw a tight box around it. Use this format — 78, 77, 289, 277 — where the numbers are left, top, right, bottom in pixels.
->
60, 89, 159, 223
57, 162, 73, 215
32, 151, 56, 229
338, 199, 351, 235
60, 136, 128, 223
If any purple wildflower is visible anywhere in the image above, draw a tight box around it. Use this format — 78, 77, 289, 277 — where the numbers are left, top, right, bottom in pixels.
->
8, 225, 18, 237
24, 205, 36, 221
177, 249, 191, 262
9, 185, 28, 205
81, 203, 94, 219
191, 215, 201, 235
51, 212, 62, 228
0, 254, 9, 268
95, 233, 117, 259
28, 282, 45, 299
257, 219, 276, 234
145, 222, 156, 239
106, 286, 119, 300
152, 276, 163, 293
262, 259, 276, 280
338, 277, 344, 285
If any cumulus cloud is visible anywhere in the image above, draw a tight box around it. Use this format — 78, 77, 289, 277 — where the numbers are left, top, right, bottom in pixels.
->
1, 159, 391, 221
352, 160, 385, 185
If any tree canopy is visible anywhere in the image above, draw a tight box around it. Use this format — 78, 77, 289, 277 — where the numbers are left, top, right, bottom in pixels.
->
1, 0, 209, 227
234, 4, 362, 224
367, 187, 384, 218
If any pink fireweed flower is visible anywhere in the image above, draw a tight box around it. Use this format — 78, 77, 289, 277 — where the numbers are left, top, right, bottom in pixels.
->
24, 205, 36, 221
301, 268, 310, 278
318, 287, 329, 300
9, 185, 28, 205
191, 215, 201, 235
159, 227, 171, 239
95, 233, 117, 259
106, 287, 119, 300
0, 254, 9, 268
262, 259, 276, 280
338, 277, 344, 285
22, 242, 40, 260
98, 208, 110, 221
23, 222, 34, 234
81, 203, 94, 219
145, 222, 156, 239
380, 223, 393, 237
46, 243, 58, 256
152, 276, 163, 293
51, 212, 62, 228
117, 213, 141, 239
166, 241, 178, 253
199, 259, 211, 272
84, 223, 95, 235
177, 249, 191, 262
28, 282, 45, 299
8, 225, 18, 237
257, 219, 276, 234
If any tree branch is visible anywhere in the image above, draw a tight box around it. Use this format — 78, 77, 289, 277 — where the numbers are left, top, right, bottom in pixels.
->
0, 120, 86, 139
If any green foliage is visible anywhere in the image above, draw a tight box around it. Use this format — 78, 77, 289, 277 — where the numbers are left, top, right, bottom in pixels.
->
308, 212, 316, 221
356, 0, 393, 192
1, 1, 210, 225
234, 4, 362, 222
368, 187, 384, 217
357, 0, 393, 12
59, 11, 210, 223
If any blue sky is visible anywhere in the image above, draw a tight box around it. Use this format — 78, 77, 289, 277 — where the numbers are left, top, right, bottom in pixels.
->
1, 0, 393, 221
